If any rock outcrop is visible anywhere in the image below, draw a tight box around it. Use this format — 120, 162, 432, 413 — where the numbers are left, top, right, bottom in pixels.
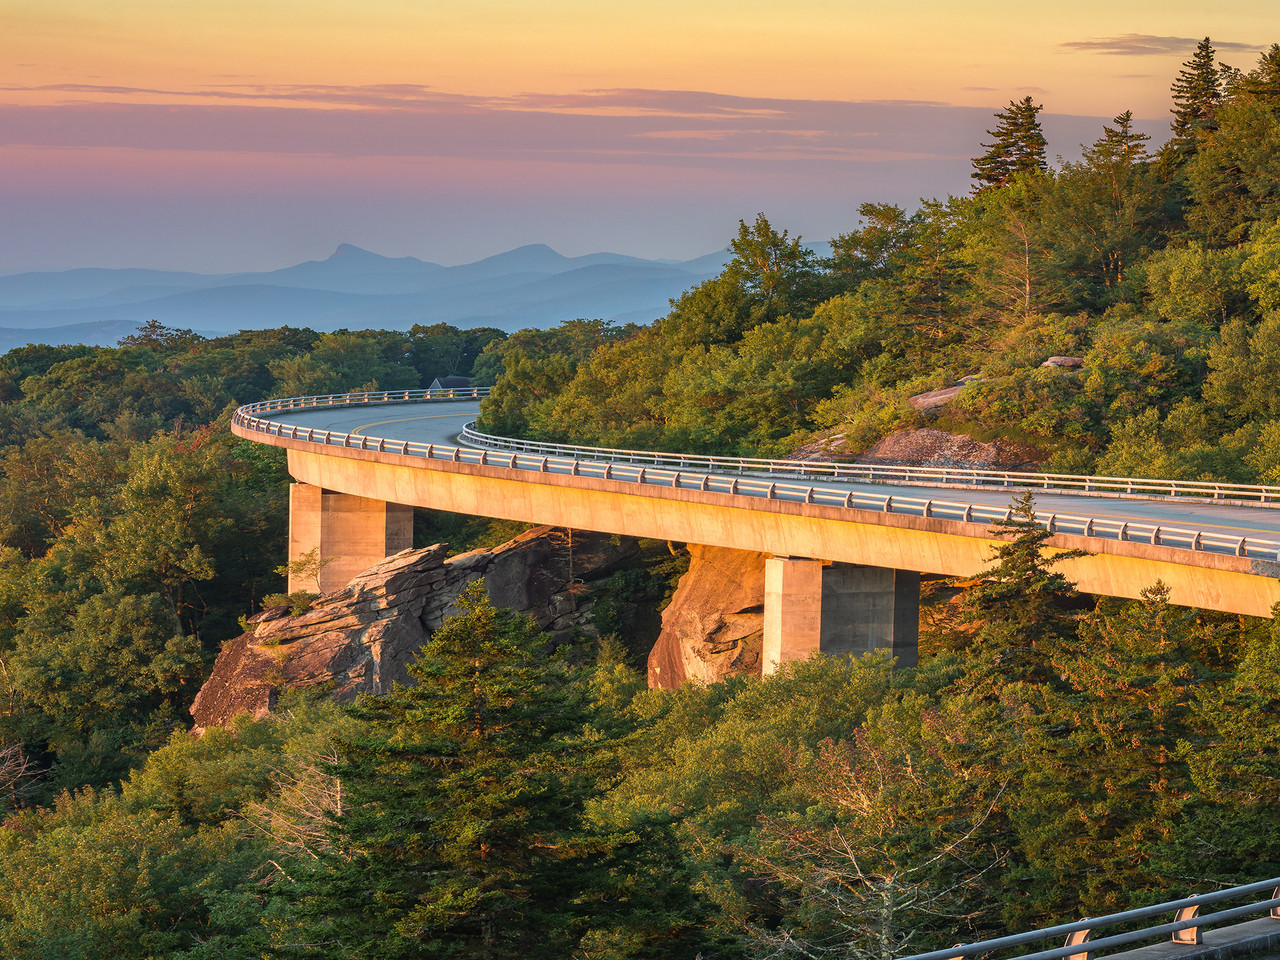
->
647, 544, 765, 689
908, 384, 966, 411
857, 427, 1045, 470
191, 526, 638, 731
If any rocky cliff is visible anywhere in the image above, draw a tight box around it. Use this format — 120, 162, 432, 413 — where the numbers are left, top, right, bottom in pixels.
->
191, 526, 638, 731
647, 544, 765, 689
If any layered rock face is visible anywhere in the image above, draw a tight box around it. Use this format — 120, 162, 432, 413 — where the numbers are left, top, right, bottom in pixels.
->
191, 526, 637, 731
647, 544, 766, 689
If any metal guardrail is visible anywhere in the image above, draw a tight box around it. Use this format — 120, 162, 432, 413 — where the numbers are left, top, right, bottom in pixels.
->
902, 877, 1280, 960
459, 425, 1280, 505
230, 392, 1280, 563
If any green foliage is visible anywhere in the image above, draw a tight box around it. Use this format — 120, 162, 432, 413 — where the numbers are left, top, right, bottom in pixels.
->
1146, 242, 1249, 324
275, 581, 723, 959
0, 788, 261, 960
273, 547, 334, 595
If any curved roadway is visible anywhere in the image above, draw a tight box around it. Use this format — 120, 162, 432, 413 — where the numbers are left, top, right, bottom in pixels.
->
262, 400, 1280, 551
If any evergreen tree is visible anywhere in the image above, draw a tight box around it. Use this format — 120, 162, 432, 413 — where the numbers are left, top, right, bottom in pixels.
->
1185, 44, 1280, 244
1034, 111, 1171, 310
1165, 37, 1223, 167
1085, 110, 1151, 166
1009, 584, 1214, 916
971, 97, 1048, 191
272, 581, 721, 959
959, 492, 1085, 682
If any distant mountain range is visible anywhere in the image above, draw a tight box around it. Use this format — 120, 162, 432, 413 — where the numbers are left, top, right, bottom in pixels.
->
0, 243, 743, 351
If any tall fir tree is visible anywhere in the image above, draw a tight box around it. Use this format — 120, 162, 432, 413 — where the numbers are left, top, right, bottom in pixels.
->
971, 96, 1048, 191
959, 492, 1085, 683
1165, 37, 1223, 167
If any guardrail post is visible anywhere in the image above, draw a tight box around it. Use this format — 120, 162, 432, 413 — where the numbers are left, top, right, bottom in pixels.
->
1065, 926, 1093, 960
1085, 518, 1094, 536
1152, 527, 1161, 545
672, 472, 681, 488
964, 505, 973, 523
885, 497, 894, 513
1119, 523, 1129, 541
1172, 902, 1202, 944
1238, 538, 1247, 557
1271, 886, 1280, 918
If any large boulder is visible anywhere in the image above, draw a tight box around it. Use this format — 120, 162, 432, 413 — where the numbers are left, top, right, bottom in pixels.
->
191, 527, 638, 731
647, 545, 766, 689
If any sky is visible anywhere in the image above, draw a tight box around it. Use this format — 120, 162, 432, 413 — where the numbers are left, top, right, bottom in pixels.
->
1, 1, 1275, 273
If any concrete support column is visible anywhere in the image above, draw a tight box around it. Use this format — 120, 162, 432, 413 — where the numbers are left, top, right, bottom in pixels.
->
763, 558, 825, 674
288, 482, 414, 594
763, 558, 919, 674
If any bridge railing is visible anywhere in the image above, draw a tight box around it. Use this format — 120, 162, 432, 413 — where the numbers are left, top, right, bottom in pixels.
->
231, 394, 1280, 563
900, 876, 1280, 960
235, 391, 1280, 505
458, 424, 1280, 505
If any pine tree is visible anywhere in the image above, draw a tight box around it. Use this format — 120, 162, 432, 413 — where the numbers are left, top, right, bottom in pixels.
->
1237, 43, 1280, 102
1166, 37, 1223, 167
271, 581, 722, 959
1084, 110, 1150, 167
971, 97, 1048, 191
959, 492, 1085, 682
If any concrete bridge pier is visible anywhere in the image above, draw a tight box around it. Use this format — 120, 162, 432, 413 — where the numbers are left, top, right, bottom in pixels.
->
288, 482, 413, 594
763, 558, 919, 674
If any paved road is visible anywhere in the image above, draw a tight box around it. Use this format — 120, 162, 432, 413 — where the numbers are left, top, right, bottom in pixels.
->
266, 401, 1280, 549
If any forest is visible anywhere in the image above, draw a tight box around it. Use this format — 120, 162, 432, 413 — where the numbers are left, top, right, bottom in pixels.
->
0, 36, 1278, 960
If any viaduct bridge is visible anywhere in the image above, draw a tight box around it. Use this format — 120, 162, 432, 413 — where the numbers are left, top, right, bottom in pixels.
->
233, 390, 1280, 672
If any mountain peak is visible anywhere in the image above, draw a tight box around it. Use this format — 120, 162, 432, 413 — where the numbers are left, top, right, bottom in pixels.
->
328, 243, 381, 260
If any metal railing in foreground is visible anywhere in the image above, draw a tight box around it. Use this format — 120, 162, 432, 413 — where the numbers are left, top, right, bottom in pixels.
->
231, 393, 1280, 563
901, 878, 1280, 960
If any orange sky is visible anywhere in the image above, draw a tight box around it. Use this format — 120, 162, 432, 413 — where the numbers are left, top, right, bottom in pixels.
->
0, 1, 1275, 270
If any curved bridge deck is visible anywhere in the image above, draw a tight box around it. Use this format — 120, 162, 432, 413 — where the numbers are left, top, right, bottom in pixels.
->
233, 394, 1280, 631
